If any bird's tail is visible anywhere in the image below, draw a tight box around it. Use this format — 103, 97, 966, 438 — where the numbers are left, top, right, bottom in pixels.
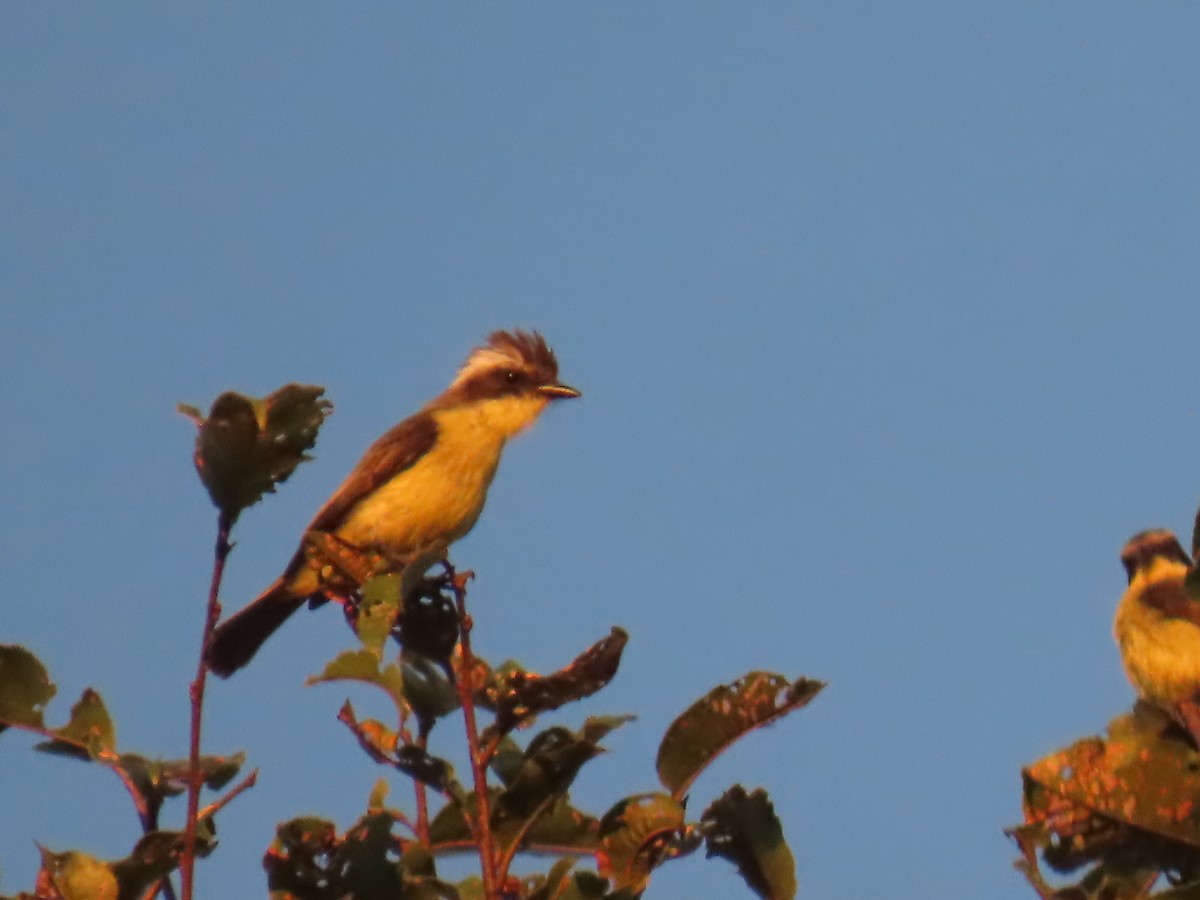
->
205, 577, 307, 678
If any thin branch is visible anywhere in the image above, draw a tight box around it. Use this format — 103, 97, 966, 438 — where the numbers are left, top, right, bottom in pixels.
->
415, 721, 432, 846
182, 511, 233, 900
449, 567, 499, 900
196, 768, 258, 821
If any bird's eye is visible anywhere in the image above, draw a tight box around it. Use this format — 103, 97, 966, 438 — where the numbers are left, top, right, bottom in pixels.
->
503, 370, 520, 384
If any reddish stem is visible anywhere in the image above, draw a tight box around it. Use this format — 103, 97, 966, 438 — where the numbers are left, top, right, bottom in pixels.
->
182, 511, 232, 900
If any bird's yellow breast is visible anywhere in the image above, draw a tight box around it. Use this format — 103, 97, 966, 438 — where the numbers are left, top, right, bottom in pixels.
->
335, 394, 547, 555
1114, 559, 1200, 706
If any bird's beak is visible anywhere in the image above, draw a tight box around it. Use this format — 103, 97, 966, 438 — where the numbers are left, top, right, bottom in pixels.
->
538, 382, 581, 400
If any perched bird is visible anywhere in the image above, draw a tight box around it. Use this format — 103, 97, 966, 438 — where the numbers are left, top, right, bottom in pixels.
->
1113, 529, 1200, 731
205, 330, 580, 677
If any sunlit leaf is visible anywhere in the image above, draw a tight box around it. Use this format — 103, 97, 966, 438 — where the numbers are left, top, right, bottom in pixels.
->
308, 649, 407, 720
35, 689, 115, 759
181, 383, 330, 523
702, 786, 796, 900
598, 793, 697, 895
657, 672, 824, 799
0, 645, 56, 733
1011, 705, 1200, 893
338, 701, 398, 764
37, 848, 118, 900
485, 628, 628, 740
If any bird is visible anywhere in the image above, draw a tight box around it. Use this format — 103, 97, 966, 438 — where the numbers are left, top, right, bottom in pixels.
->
205, 329, 580, 677
1113, 528, 1200, 738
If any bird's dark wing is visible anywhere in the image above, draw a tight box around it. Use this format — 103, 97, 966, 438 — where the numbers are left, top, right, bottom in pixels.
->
306, 411, 439, 533
1140, 578, 1200, 629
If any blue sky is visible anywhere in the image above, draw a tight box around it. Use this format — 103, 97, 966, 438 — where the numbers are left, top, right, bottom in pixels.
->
3, 5, 1200, 898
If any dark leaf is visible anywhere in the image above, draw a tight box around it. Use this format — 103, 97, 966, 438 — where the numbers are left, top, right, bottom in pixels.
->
0, 645, 56, 733
181, 384, 330, 522
485, 628, 628, 740
394, 744, 459, 797
701, 786, 796, 900
657, 672, 824, 799
524, 858, 577, 900
496, 727, 603, 820
401, 654, 461, 734
266, 812, 405, 900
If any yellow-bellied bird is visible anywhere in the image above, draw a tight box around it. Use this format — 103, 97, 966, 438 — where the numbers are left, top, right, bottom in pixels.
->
1114, 529, 1200, 734
205, 330, 580, 677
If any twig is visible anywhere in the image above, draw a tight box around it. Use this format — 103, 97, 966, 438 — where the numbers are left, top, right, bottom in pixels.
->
415, 722, 432, 846
182, 511, 233, 900
196, 768, 258, 822
449, 567, 498, 900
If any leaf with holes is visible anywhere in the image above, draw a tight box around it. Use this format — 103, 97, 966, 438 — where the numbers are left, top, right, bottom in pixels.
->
180, 383, 330, 522
657, 672, 824, 799
702, 786, 796, 900
0, 645, 56, 734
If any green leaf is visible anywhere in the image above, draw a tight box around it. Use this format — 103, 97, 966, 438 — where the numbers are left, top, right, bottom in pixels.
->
115, 752, 244, 810
485, 628, 628, 741
308, 649, 408, 720
401, 654, 461, 732
598, 793, 698, 895
267, 812, 406, 899
525, 858, 578, 900
0, 645, 56, 732
657, 672, 824, 799
35, 689, 115, 759
181, 383, 331, 523
701, 786, 796, 900
496, 727, 603, 820
38, 848, 119, 900
358, 574, 403, 657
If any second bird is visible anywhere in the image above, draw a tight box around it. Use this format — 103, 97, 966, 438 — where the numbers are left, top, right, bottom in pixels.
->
205, 329, 580, 678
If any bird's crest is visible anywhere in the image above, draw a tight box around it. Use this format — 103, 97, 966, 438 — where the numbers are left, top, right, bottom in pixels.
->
1121, 529, 1192, 582
449, 329, 561, 390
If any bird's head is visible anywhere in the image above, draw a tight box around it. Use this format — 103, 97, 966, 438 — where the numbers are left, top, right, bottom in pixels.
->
1120, 529, 1191, 584
434, 330, 580, 437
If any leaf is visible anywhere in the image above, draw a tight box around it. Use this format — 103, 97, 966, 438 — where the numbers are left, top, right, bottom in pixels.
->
525, 858, 577, 900
1011, 705, 1200, 891
266, 812, 406, 900
598, 793, 699, 895
181, 383, 331, 523
110, 830, 204, 897
495, 727, 604, 820
37, 848, 118, 900
114, 752, 244, 810
554, 871, 609, 900
35, 689, 115, 759
0, 645, 56, 732
657, 672, 824, 798
337, 701, 399, 764
485, 628, 628, 740
701, 786, 796, 900
308, 649, 408, 720
401, 654, 460, 733
394, 744, 459, 797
